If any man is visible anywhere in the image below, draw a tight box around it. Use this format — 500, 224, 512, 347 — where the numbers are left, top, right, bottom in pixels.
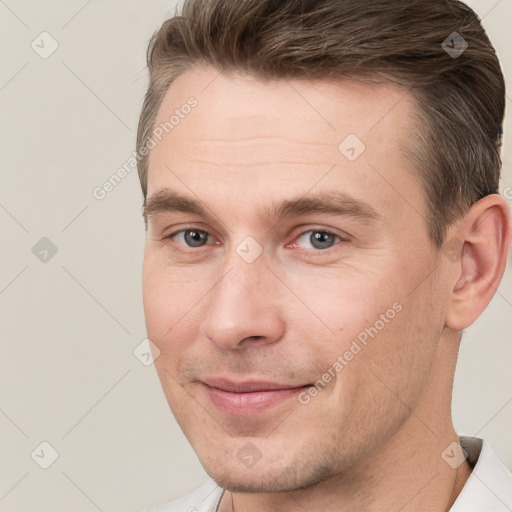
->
137, 0, 512, 510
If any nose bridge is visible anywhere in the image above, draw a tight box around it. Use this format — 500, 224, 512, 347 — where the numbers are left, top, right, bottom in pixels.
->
200, 247, 284, 349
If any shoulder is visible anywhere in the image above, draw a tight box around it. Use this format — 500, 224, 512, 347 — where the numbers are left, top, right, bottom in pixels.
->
143, 479, 224, 512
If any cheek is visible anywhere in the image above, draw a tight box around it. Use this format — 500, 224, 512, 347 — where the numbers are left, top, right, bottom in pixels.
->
287, 264, 437, 401
142, 256, 204, 342
336, 295, 440, 420
287, 265, 393, 344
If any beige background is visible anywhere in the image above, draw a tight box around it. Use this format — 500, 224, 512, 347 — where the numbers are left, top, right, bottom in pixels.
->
0, 1, 510, 510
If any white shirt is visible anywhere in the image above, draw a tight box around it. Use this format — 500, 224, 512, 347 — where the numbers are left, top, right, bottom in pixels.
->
144, 437, 512, 512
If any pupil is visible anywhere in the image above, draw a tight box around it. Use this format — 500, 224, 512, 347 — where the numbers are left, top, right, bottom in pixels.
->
311, 231, 334, 249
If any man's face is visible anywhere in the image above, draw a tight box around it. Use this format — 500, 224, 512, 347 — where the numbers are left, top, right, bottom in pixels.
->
142, 65, 450, 492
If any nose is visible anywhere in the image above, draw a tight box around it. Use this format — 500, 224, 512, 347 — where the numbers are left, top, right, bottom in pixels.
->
200, 253, 286, 350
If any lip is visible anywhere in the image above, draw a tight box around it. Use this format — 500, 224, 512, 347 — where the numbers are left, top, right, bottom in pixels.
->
200, 378, 310, 415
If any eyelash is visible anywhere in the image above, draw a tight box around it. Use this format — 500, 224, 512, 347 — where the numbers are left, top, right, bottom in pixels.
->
164, 227, 345, 253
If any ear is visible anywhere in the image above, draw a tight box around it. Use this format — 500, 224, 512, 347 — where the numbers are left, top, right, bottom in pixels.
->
444, 194, 511, 331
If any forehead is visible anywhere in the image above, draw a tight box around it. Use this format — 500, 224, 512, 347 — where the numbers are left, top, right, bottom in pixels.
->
152, 65, 417, 144
147, 65, 424, 221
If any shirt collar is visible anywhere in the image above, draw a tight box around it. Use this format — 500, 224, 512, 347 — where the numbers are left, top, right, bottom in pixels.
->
450, 436, 512, 511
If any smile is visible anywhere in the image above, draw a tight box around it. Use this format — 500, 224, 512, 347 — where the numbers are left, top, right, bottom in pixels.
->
200, 378, 311, 416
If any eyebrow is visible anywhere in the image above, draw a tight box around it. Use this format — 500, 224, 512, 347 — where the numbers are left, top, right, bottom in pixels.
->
143, 188, 381, 226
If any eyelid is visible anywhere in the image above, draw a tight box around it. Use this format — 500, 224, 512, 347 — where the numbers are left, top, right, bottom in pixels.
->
292, 225, 350, 241
163, 223, 217, 239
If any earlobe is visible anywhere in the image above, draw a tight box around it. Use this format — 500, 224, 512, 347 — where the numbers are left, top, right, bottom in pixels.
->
445, 194, 511, 331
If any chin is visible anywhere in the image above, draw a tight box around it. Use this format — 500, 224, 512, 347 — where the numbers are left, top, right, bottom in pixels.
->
200, 451, 334, 494
212, 477, 283, 494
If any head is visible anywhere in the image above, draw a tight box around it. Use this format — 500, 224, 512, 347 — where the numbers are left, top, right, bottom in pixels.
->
138, 0, 511, 493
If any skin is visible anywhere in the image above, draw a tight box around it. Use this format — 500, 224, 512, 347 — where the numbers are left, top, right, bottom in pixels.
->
142, 65, 511, 511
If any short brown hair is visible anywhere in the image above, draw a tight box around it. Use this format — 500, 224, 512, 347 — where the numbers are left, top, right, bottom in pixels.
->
136, 0, 505, 247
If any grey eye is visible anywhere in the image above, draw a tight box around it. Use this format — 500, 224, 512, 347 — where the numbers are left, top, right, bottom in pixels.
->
297, 230, 339, 250
180, 229, 210, 247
